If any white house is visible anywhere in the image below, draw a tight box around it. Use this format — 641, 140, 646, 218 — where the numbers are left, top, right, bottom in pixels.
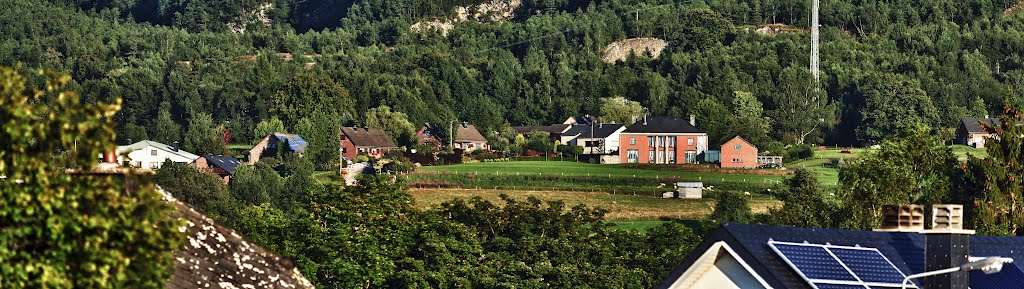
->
560, 123, 627, 154
117, 140, 199, 169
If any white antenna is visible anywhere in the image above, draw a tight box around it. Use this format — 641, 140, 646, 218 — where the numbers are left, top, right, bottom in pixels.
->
810, 0, 820, 85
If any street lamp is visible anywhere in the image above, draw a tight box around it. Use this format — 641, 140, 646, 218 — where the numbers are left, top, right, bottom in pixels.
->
901, 257, 1014, 289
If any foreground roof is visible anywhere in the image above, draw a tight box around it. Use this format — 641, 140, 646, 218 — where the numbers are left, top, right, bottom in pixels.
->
162, 189, 315, 289
658, 223, 1024, 289
959, 117, 1000, 133
118, 140, 200, 161
341, 127, 398, 148
563, 123, 626, 139
622, 116, 703, 134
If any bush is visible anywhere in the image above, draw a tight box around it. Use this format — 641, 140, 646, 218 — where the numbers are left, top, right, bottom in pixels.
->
353, 153, 370, 163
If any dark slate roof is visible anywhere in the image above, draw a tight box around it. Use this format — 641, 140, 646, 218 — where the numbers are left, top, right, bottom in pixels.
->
959, 118, 1001, 133
622, 116, 703, 134
162, 189, 315, 289
341, 127, 398, 148
203, 155, 242, 174
563, 123, 625, 139
657, 223, 1024, 289
512, 124, 572, 135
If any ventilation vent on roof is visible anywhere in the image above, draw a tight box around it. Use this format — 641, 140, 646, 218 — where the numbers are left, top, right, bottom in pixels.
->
931, 204, 964, 230
875, 204, 924, 232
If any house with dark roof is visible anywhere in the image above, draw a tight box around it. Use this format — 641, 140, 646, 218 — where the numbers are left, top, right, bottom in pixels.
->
559, 123, 627, 154
117, 140, 200, 170
249, 133, 307, 164
618, 115, 708, 164
192, 155, 242, 183
658, 205, 1024, 289
955, 117, 1000, 148
511, 124, 573, 140
414, 122, 490, 151
340, 127, 398, 160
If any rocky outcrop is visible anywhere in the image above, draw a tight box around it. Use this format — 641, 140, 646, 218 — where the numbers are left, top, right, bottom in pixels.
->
602, 38, 668, 63
411, 0, 522, 36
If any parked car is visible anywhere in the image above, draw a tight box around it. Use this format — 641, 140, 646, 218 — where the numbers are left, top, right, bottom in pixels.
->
758, 163, 781, 169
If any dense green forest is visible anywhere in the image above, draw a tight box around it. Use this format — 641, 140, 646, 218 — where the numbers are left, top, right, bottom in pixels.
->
4, 0, 1024, 158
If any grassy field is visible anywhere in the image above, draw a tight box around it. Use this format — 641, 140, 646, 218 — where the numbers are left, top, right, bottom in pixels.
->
418, 161, 788, 183
410, 188, 781, 221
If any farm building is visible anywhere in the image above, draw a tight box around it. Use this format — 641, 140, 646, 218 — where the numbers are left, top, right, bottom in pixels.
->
720, 136, 783, 168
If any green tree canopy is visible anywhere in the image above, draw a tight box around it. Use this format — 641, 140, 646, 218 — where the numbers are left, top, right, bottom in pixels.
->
598, 96, 645, 125
0, 67, 183, 288
365, 105, 416, 146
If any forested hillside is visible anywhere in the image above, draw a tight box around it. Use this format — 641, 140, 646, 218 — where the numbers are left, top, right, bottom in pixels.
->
4, 0, 1024, 154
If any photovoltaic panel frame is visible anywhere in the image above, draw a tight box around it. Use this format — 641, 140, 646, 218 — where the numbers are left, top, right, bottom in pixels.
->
768, 240, 916, 289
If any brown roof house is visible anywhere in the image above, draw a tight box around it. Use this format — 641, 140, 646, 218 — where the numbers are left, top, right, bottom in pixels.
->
511, 124, 573, 139
415, 122, 490, 151
956, 117, 1000, 148
340, 127, 398, 160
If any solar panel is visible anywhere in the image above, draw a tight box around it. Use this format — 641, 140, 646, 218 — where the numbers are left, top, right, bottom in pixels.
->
768, 240, 916, 289
830, 248, 906, 284
811, 283, 868, 289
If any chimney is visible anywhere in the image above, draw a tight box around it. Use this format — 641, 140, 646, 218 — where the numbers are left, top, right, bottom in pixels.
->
643, 114, 648, 126
172, 141, 180, 152
462, 121, 468, 128
689, 115, 696, 126
103, 150, 117, 164
923, 204, 974, 289
874, 204, 925, 232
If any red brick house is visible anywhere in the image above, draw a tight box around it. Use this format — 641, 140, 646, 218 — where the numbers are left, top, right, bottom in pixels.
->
720, 136, 759, 168
618, 116, 708, 164
340, 127, 399, 160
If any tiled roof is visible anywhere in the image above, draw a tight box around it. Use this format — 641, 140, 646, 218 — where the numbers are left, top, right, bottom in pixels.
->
657, 223, 1024, 289
959, 118, 1000, 133
563, 123, 625, 139
622, 116, 703, 134
118, 140, 200, 161
341, 127, 398, 148
416, 123, 488, 143
161, 188, 316, 289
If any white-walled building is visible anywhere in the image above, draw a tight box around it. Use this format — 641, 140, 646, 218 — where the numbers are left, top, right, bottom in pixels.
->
117, 140, 199, 169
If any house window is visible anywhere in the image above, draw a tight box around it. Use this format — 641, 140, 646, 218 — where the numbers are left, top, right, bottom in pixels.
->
733, 158, 741, 163
668, 137, 675, 147
151, 149, 158, 156
627, 150, 639, 163
630, 138, 636, 145
659, 151, 666, 163
686, 151, 697, 163
668, 151, 676, 163
134, 161, 142, 168
149, 162, 161, 169
649, 137, 655, 147
649, 151, 655, 163
735, 144, 742, 150
688, 138, 694, 146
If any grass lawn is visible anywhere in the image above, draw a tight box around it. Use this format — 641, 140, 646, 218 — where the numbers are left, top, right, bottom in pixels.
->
410, 188, 780, 221
951, 144, 989, 159
419, 161, 788, 184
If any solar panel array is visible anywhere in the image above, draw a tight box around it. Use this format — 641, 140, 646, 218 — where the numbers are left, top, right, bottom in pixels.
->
768, 240, 915, 289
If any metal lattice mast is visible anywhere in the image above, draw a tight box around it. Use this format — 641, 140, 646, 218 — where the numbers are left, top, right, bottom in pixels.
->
810, 0, 820, 85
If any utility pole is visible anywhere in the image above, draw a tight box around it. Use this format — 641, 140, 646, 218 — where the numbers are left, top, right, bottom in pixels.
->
810, 0, 820, 85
